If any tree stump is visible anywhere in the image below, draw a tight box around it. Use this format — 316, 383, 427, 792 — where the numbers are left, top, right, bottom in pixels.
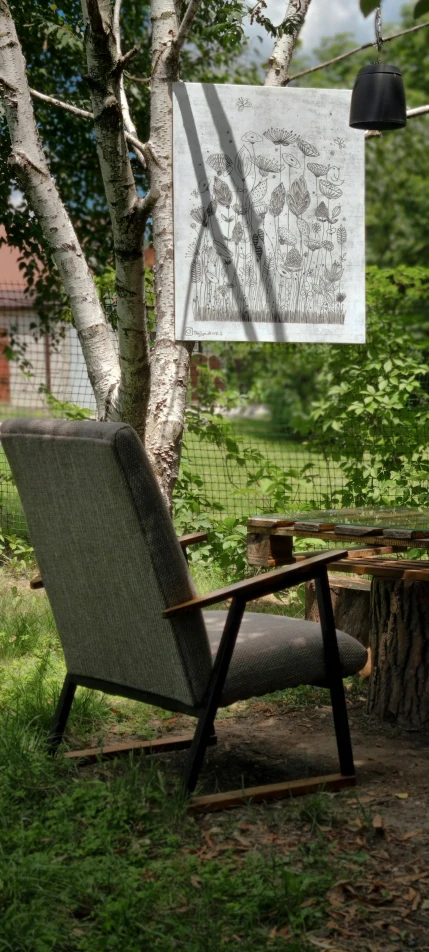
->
367, 578, 429, 729
306, 575, 370, 648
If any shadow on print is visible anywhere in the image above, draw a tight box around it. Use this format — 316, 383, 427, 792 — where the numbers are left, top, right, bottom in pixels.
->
174, 86, 347, 339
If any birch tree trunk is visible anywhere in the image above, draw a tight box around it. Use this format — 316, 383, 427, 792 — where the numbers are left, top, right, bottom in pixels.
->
81, 0, 152, 437
144, 0, 193, 501
0, 0, 120, 418
265, 0, 313, 87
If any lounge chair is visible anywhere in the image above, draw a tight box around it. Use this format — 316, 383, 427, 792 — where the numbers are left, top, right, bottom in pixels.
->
1, 419, 367, 810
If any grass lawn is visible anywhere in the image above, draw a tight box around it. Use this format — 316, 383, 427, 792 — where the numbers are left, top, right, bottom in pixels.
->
183, 417, 343, 517
2, 561, 429, 951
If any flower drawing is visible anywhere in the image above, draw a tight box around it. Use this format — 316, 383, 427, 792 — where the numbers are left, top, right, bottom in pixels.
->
188, 122, 350, 326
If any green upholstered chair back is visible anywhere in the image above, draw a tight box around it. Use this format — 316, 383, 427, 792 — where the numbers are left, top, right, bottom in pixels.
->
1, 419, 212, 708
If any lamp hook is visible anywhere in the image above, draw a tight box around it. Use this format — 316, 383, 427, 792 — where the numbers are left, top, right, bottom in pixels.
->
375, 4, 383, 56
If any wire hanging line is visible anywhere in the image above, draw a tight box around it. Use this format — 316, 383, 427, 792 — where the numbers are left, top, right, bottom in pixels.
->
375, 4, 384, 55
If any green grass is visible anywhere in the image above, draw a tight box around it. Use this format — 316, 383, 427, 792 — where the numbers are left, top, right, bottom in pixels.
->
183, 417, 342, 516
0, 570, 358, 952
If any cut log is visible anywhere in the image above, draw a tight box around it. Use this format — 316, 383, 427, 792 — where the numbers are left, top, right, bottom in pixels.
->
306, 575, 370, 648
367, 578, 429, 729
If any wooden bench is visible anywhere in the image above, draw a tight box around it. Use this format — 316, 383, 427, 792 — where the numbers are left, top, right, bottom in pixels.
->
247, 514, 429, 729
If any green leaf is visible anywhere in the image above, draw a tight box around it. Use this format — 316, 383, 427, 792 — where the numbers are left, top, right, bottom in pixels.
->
360, 0, 379, 15
414, 0, 429, 17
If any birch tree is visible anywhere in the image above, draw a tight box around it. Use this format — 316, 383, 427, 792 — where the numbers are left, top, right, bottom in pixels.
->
0, 0, 427, 504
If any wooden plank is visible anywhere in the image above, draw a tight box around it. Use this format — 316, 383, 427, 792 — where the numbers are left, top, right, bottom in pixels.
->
293, 521, 336, 532
247, 516, 296, 529
269, 528, 429, 549
326, 560, 429, 581
382, 529, 429, 540
190, 773, 356, 812
64, 733, 216, 765
334, 525, 380, 537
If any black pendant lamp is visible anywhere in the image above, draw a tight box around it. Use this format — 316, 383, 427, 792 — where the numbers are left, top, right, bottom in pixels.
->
349, 4, 407, 132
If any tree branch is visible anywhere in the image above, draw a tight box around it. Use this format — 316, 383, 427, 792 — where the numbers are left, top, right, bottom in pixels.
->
264, 0, 313, 87
110, 0, 147, 168
407, 103, 429, 118
0, 0, 121, 419
173, 0, 203, 52
288, 20, 429, 85
29, 87, 148, 169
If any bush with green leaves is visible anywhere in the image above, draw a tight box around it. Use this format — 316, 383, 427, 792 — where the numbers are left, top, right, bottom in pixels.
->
309, 267, 429, 506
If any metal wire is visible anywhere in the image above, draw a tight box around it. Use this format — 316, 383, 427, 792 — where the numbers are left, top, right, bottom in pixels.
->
375, 4, 383, 55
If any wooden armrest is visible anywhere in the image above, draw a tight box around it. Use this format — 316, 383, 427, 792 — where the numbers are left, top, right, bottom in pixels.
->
178, 532, 208, 548
30, 574, 44, 590
163, 550, 348, 616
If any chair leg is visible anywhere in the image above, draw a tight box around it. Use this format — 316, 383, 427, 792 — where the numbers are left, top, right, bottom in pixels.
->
183, 597, 246, 796
47, 674, 76, 754
315, 569, 355, 777
183, 710, 219, 796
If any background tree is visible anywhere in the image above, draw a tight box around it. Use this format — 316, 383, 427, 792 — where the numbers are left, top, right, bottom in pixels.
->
0, 0, 428, 505
0, 0, 310, 503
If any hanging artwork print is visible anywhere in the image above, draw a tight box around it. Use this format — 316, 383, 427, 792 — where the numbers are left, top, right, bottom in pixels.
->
173, 83, 366, 343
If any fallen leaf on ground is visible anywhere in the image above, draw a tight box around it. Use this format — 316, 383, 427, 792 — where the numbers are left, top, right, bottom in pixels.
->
372, 814, 384, 833
394, 792, 409, 799
399, 829, 424, 841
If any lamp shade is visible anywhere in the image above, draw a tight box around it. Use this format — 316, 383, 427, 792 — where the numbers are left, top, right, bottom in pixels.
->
349, 64, 407, 131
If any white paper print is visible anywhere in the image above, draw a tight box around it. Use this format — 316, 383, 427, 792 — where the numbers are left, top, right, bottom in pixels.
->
173, 83, 366, 343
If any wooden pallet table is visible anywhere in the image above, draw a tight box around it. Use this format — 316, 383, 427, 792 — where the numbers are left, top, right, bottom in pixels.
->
247, 509, 429, 729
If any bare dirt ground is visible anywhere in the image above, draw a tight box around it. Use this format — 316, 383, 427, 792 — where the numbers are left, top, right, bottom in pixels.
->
89, 697, 429, 952
199, 700, 429, 951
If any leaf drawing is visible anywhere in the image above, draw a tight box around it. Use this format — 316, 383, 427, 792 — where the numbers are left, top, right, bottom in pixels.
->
315, 201, 329, 221
213, 176, 232, 207
236, 97, 252, 111
287, 176, 311, 218
337, 225, 347, 244
234, 146, 253, 180
213, 238, 232, 259
269, 182, 286, 217
191, 259, 202, 283
297, 219, 310, 237
232, 222, 243, 244
250, 178, 268, 204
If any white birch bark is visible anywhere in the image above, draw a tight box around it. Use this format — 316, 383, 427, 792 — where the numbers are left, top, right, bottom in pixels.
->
81, 0, 153, 437
0, 0, 120, 418
144, 0, 200, 502
265, 0, 313, 87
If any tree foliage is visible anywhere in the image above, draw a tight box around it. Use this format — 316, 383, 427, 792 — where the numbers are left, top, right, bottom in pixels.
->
0, 0, 258, 309
292, 8, 429, 267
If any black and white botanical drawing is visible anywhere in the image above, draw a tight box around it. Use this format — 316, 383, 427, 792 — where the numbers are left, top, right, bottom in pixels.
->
187, 127, 350, 325
173, 84, 365, 343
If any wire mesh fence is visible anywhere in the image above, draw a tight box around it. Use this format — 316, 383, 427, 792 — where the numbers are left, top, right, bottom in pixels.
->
1, 283, 429, 534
